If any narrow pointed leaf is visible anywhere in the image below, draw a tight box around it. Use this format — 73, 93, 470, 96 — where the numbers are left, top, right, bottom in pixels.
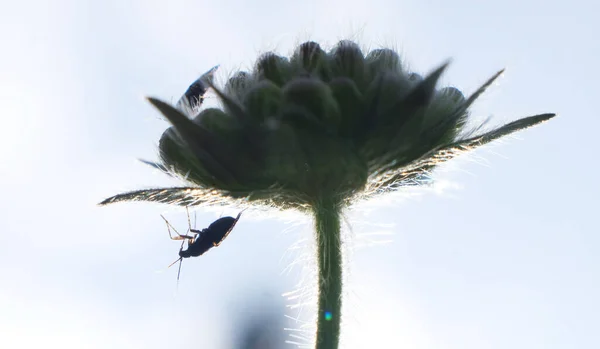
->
147, 97, 240, 185
372, 113, 556, 188
98, 187, 218, 206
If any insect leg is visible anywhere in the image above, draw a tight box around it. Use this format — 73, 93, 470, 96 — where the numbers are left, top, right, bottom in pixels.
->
185, 207, 192, 235
160, 214, 195, 241
189, 228, 206, 244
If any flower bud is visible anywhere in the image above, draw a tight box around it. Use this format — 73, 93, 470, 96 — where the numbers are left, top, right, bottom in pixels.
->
362, 71, 412, 136
415, 86, 467, 145
158, 127, 222, 187
290, 41, 330, 79
225, 71, 252, 102
262, 124, 307, 188
255, 53, 291, 87
243, 80, 284, 124
282, 77, 340, 133
328, 77, 364, 138
193, 108, 239, 137
365, 48, 402, 77
330, 40, 366, 89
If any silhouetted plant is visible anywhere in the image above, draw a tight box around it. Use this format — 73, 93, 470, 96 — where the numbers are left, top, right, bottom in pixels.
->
100, 40, 554, 349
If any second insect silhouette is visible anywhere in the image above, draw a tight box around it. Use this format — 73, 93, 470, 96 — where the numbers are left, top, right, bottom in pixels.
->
161, 208, 243, 281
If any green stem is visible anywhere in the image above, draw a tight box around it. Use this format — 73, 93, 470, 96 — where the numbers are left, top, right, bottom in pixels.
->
313, 197, 343, 349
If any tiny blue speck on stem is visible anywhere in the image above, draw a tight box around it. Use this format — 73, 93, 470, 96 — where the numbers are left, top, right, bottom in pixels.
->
324, 311, 333, 321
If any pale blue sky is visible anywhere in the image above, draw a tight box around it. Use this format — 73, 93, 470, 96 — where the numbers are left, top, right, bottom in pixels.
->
1, 0, 598, 348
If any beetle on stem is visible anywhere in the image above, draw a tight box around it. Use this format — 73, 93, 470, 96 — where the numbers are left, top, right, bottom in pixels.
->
161, 207, 243, 281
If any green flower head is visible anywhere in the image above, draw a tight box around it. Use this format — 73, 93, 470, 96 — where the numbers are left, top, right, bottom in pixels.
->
100, 40, 554, 209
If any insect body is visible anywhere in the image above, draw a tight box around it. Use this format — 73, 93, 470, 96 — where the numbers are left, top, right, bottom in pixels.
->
137, 65, 219, 174
175, 65, 219, 117
180, 214, 242, 257
161, 208, 242, 281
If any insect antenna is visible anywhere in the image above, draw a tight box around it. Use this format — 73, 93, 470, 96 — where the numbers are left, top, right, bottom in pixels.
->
167, 256, 184, 282
167, 257, 182, 268
176, 258, 183, 282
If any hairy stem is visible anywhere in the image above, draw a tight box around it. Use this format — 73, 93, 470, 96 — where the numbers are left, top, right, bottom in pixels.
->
313, 197, 343, 349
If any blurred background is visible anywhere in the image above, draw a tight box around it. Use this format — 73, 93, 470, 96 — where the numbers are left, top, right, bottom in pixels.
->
1, 0, 598, 348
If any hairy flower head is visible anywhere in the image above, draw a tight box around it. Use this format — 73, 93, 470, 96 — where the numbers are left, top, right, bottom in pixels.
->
100, 40, 554, 209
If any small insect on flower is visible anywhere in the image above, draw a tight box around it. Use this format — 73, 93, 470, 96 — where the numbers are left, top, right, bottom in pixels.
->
175, 65, 219, 118
161, 207, 243, 281
137, 65, 220, 174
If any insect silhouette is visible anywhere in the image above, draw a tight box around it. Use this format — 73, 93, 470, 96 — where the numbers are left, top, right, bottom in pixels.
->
175, 65, 219, 118
137, 65, 219, 174
161, 207, 243, 281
